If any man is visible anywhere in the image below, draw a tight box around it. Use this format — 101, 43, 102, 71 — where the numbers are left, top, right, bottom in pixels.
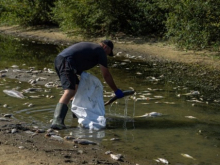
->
51, 40, 124, 130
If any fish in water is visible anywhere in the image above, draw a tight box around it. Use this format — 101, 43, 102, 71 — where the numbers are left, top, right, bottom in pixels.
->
154, 158, 169, 164
110, 154, 123, 161
135, 112, 162, 118
3, 89, 25, 99
104, 90, 135, 106
181, 153, 196, 160
73, 139, 97, 145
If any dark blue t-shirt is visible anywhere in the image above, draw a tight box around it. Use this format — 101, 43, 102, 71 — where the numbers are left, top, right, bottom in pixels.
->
58, 42, 108, 74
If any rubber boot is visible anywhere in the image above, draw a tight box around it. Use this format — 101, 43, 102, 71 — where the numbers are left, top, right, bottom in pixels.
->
51, 103, 68, 130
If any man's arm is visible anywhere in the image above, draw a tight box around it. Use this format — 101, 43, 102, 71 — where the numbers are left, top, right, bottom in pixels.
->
100, 64, 118, 92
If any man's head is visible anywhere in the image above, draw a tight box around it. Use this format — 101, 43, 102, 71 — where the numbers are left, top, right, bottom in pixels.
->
101, 40, 114, 56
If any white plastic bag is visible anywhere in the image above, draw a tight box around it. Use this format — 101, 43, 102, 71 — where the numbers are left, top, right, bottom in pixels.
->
71, 72, 106, 130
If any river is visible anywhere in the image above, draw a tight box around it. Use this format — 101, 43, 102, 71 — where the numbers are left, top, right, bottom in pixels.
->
0, 34, 219, 164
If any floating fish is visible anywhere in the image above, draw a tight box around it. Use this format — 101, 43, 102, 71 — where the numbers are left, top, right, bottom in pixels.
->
154, 96, 164, 98
11, 65, 19, 68
183, 91, 200, 96
185, 116, 197, 119
3, 89, 25, 99
73, 139, 97, 145
181, 153, 196, 160
135, 112, 162, 118
154, 158, 169, 164
104, 90, 135, 106
110, 138, 120, 141
135, 97, 151, 101
110, 154, 123, 160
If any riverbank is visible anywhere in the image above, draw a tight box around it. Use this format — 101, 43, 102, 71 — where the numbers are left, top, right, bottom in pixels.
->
0, 117, 138, 165
1, 25, 220, 165
1, 25, 220, 70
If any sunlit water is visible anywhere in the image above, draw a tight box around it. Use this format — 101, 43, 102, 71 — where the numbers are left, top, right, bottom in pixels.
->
0, 34, 220, 164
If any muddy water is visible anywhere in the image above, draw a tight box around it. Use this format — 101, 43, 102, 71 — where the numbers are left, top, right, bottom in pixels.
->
0, 35, 220, 164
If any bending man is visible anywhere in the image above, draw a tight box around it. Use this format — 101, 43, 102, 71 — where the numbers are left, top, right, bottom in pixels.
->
51, 40, 124, 130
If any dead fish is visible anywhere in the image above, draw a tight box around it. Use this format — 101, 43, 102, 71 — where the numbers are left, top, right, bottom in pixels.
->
18, 146, 25, 149
3, 114, 12, 118
135, 112, 162, 118
29, 95, 41, 98
47, 69, 55, 74
183, 91, 200, 96
105, 90, 135, 106
45, 82, 55, 88
28, 103, 34, 107
154, 96, 164, 98
110, 138, 120, 141
163, 102, 175, 104
23, 88, 43, 93
11, 65, 19, 68
11, 128, 18, 134
45, 132, 58, 137
12, 69, 21, 72
110, 154, 123, 161
105, 151, 113, 155
181, 153, 196, 160
154, 158, 169, 164
3, 89, 25, 99
25, 130, 35, 134
28, 79, 36, 84
73, 139, 97, 145
135, 97, 151, 101
64, 136, 75, 141
0, 69, 8, 73
0, 117, 10, 121
185, 116, 197, 119
36, 77, 47, 81
50, 135, 63, 141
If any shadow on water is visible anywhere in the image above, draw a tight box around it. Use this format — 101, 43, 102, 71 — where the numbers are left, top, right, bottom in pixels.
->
1, 34, 220, 164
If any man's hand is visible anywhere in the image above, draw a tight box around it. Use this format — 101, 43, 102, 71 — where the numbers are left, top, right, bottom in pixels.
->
115, 89, 124, 98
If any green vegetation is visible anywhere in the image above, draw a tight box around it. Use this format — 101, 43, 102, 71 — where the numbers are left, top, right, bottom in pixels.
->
0, 0, 220, 50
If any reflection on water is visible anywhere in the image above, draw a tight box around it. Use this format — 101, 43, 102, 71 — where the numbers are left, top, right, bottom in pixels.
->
1, 34, 220, 164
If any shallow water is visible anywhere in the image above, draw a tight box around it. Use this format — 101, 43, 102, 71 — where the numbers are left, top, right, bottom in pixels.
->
0, 34, 220, 164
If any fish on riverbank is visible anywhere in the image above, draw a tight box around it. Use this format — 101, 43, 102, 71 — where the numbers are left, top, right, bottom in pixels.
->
3, 89, 25, 99
104, 90, 135, 106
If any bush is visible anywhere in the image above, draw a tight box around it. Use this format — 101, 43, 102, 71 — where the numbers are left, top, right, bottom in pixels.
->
0, 0, 57, 26
52, 0, 166, 36
159, 0, 220, 50
0, 0, 18, 25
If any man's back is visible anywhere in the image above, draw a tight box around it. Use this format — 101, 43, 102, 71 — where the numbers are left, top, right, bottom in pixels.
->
58, 42, 108, 74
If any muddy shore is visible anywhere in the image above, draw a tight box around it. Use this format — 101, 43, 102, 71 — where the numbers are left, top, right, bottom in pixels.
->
1, 25, 220, 165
